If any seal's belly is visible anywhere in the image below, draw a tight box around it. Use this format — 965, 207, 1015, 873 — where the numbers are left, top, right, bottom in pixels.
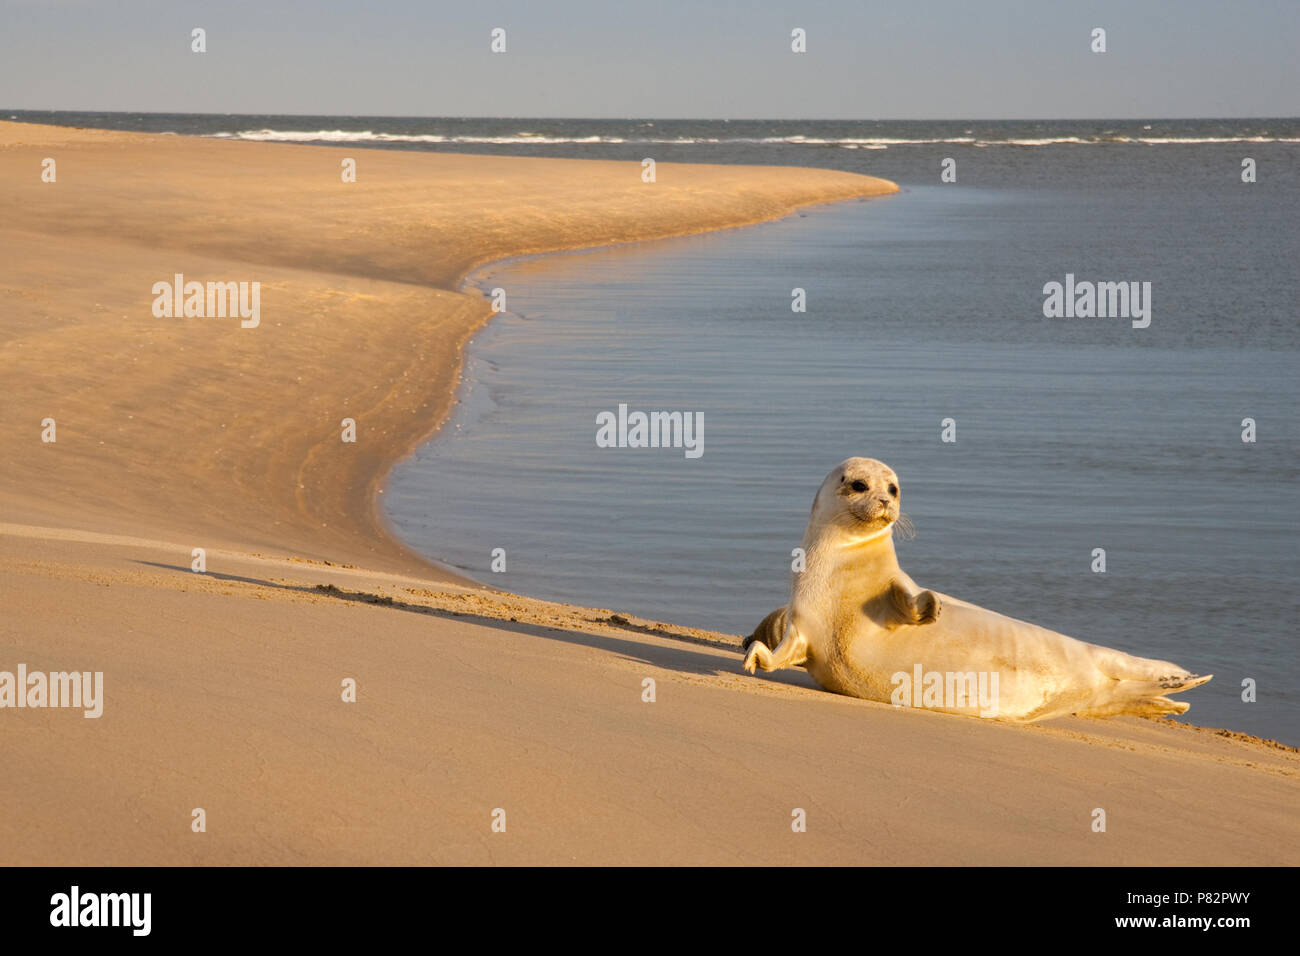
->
810, 595, 1106, 717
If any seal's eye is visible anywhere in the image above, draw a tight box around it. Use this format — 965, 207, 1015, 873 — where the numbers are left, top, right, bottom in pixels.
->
888, 484, 898, 497
851, 480, 868, 493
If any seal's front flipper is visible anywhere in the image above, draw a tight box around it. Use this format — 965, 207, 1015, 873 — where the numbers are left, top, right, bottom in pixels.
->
743, 621, 808, 674
890, 578, 941, 626
744, 606, 787, 652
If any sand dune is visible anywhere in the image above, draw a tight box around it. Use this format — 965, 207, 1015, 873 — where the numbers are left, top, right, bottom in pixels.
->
2, 524, 1295, 865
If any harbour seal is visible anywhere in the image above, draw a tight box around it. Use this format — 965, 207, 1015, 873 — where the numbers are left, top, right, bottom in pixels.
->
742, 457, 1212, 721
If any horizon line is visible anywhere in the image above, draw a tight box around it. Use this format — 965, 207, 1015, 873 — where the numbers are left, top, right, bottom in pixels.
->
5, 109, 1300, 123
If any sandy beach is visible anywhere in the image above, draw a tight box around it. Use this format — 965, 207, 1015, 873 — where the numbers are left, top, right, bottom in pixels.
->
1, 121, 1296, 865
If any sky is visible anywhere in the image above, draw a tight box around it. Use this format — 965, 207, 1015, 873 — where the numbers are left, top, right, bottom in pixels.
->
1, 0, 1297, 119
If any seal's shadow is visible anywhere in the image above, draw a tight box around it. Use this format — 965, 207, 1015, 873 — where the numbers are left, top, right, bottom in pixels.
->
134, 560, 780, 682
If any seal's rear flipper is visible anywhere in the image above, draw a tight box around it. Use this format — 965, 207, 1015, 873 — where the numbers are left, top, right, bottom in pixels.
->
1128, 696, 1191, 716
1121, 674, 1213, 695
1114, 674, 1212, 714
1154, 673, 1214, 693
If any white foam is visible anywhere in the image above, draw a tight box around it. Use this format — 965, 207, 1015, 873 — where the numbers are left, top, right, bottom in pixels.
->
205, 129, 1300, 147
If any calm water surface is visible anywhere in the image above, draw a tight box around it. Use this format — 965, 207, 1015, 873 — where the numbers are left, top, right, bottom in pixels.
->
379, 133, 1298, 743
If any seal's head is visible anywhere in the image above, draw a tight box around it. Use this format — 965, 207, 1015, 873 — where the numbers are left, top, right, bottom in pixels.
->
810, 457, 905, 541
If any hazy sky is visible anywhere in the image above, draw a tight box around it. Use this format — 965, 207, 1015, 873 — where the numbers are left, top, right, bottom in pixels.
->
2, 0, 1297, 118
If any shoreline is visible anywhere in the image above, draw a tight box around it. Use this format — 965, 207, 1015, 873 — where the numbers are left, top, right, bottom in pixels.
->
3, 120, 1296, 864
0, 119, 898, 580
371, 192, 901, 590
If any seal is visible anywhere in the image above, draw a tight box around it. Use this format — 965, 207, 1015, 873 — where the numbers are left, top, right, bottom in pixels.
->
742, 457, 1212, 721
